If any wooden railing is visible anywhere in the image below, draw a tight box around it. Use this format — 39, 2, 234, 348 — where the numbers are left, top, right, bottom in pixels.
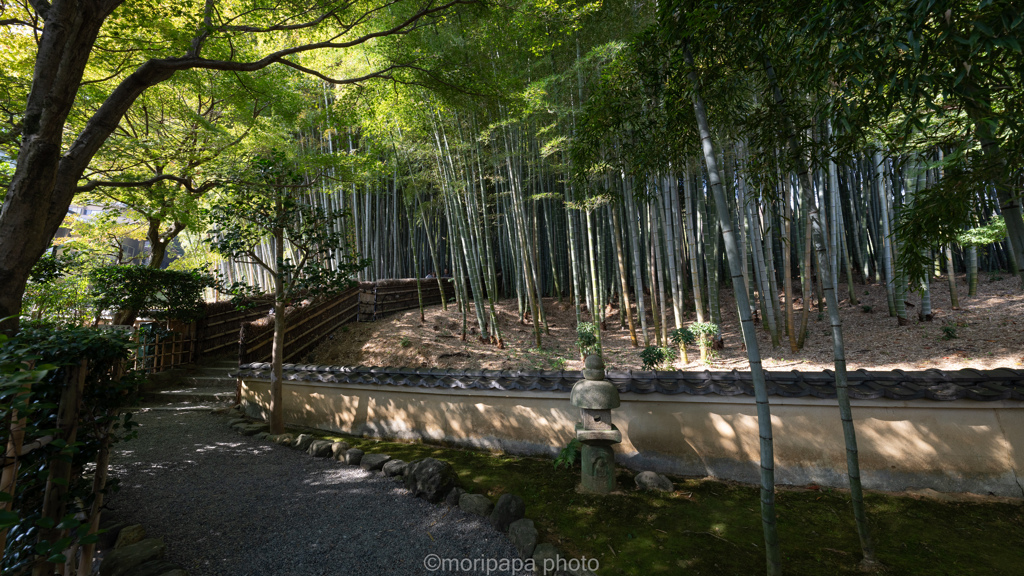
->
132, 323, 196, 373
357, 278, 453, 320
195, 298, 275, 360
129, 296, 272, 373
239, 288, 360, 364
134, 277, 476, 371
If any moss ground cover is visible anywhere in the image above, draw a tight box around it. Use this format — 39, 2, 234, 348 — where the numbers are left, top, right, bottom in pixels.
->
311, 431, 1024, 575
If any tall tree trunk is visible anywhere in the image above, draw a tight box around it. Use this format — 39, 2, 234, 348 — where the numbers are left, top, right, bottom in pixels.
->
0, 5, 120, 333
875, 151, 897, 317
946, 245, 960, 309
611, 203, 638, 346
797, 179, 813, 349
686, 46, 780, 575
624, 176, 651, 346
764, 54, 876, 566
783, 173, 799, 351
269, 210, 287, 435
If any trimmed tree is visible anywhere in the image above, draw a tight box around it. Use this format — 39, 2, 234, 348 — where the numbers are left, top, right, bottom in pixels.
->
206, 149, 366, 434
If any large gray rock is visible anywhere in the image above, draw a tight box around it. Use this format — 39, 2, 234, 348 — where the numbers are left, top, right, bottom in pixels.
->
382, 459, 407, 477
532, 543, 560, 576
308, 440, 333, 457
444, 487, 466, 507
404, 458, 459, 503
330, 442, 350, 459
98, 522, 128, 549
273, 433, 295, 446
100, 538, 165, 576
360, 453, 392, 471
459, 493, 494, 517
508, 518, 538, 558
489, 494, 526, 532
293, 434, 315, 451
254, 432, 270, 440
227, 417, 247, 426
114, 524, 145, 549
344, 448, 364, 465
635, 471, 674, 492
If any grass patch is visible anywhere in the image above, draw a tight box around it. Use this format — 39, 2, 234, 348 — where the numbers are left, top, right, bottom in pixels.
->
304, 430, 1024, 576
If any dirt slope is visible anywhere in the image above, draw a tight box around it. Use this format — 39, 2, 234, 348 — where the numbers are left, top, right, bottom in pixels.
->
306, 274, 1024, 373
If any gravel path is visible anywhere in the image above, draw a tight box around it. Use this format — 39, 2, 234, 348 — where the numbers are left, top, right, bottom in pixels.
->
106, 406, 530, 576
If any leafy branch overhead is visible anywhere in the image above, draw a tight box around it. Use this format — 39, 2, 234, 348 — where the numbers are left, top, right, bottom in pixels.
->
205, 149, 369, 303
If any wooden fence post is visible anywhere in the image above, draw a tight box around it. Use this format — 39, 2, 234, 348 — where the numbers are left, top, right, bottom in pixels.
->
0, 377, 32, 559
32, 360, 87, 576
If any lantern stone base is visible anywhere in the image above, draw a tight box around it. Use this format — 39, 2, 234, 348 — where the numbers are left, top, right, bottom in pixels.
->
580, 442, 617, 494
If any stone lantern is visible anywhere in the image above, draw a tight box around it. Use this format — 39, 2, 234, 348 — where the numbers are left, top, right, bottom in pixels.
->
571, 355, 621, 494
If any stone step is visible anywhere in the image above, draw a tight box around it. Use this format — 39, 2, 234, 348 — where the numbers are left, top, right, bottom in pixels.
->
181, 375, 236, 387
137, 402, 228, 412
140, 388, 235, 404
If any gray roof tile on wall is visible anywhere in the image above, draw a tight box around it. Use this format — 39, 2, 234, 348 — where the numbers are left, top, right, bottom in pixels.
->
232, 364, 1024, 402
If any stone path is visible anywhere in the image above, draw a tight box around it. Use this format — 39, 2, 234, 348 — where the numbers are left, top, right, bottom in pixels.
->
105, 405, 529, 576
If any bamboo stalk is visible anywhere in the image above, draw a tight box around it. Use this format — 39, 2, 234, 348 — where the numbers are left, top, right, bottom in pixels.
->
686, 45, 780, 575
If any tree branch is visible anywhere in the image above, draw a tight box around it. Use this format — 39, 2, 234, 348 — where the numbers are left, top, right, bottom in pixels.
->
277, 59, 402, 84
76, 173, 222, 194
166, 0, 477, 74
214, 4, 346, 34
0, 17, 36, 27
24, 0, 49, 19
50, 0, 476, 233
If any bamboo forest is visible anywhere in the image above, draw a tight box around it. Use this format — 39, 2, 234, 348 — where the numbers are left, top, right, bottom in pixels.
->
213, 1, 1024, 351
2, 1, 1024, 576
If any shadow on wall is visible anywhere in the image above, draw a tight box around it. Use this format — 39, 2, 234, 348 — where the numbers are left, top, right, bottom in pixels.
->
240, 379, 1024, 497
244, 380, 578, 455
620, 400, 1020, 494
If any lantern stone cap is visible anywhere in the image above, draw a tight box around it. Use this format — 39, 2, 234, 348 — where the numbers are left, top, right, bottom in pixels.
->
582, 354, 605, 381
571, 379, 620, 409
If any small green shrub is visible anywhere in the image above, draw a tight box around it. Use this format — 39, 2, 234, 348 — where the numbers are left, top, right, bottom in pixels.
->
22, 252, 95, 326
400, 336, 411, 348
576, 322, 600, 356
669, 327, 695, 347
554, 438, 582, 469
861, 304, 873, 313
688, 322, 720, 364
641, 346, 675, 370
941, 323, 958, 340
0, 325, 141, 572
90, 265, 215, 322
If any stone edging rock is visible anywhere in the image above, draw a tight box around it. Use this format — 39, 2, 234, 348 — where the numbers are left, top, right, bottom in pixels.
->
95, 522, 189, 576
